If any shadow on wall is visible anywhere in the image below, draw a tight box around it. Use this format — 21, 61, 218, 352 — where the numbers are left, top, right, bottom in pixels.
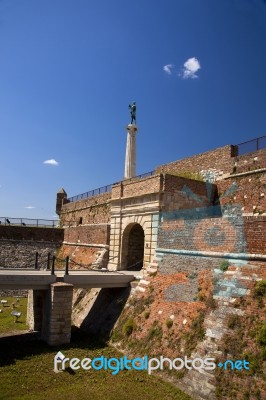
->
79, 287, 131, 339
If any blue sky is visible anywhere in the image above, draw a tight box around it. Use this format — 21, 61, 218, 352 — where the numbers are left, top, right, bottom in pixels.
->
0, 0, 266, 219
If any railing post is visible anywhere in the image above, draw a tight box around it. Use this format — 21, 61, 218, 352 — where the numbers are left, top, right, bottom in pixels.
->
51, 256, 55, 275
47, 253, 51, 270
65, 256, 69, 275
35, 252, 38, 269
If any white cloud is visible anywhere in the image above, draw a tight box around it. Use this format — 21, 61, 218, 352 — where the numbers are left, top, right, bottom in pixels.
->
163, 64, 174, 75
25, 206, 35, 209
43, 159, 59, 166
182, 57, 201, 79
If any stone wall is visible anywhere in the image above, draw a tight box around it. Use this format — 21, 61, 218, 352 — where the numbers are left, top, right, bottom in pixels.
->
217, 172, 266, 214
111, 175, 163, 199
63, 224, 110, 245
57, 224, 110, 269
0, 240, 61, 269
0, 225, 63, 242
0, 238, 60, 295
60, 192, 111, 226
244, 216, 266, 254
156, 145, 266, 184
162, 174, 217, 211
156, 145, 237, 179
158, 206, 246, 254
232, 148, 266, 174
158, 215, 266, 254
0, 227, 62, 295
55, 244, 99, 269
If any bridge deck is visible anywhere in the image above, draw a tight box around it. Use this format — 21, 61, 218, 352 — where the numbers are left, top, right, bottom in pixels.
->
0, 269, 137, 289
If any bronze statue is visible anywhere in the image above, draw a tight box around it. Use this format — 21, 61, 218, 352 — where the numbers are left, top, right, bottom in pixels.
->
128, 101, 136, 124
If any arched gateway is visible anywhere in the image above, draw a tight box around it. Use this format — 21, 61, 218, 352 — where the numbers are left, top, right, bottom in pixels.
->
121, 223, 145, 270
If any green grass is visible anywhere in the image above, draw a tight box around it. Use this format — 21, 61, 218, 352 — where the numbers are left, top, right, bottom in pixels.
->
0, 330, 192, 400
0, 296, 28, 334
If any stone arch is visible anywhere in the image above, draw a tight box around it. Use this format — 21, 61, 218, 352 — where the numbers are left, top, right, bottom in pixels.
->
121, 223, 145, 270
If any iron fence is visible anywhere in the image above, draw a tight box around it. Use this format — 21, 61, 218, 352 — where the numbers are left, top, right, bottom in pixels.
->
236, 135, 266, 156
0, 217, 59, 227
124, 170, 155, 182
67, 184, 113, 203
67, 170, 156, 203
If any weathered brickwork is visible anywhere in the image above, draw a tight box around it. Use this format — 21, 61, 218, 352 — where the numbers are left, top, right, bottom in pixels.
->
217, 172, 266, 214
156, 145, 266, 185
44, 283, 73, 346
60, 192, 111, 226
158, 208, 246, 254
244, 216, 266, 254
232, 148, 266, 174
63, 224, 110, 245
0, 225, 63, 242
56, 244, 102, 269
162, 174, 217, 212
112, 175, 163, 199
156, 145, 237, 178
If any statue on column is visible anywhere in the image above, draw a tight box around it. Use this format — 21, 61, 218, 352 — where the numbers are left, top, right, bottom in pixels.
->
128, 101, 136, 124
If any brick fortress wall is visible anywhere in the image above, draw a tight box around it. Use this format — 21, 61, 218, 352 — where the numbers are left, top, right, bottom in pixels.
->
157, 146, 266, 214
58, 192, 111, 269
60, 192, 111, 227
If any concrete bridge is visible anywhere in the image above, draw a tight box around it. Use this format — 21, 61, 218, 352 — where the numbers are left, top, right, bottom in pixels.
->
0, 268, 135, 346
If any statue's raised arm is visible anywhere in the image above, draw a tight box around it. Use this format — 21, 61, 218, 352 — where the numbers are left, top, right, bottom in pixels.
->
128, 101, 136, 124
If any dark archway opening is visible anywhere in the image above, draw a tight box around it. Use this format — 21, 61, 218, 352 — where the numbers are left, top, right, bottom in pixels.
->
122, 224, 144, 271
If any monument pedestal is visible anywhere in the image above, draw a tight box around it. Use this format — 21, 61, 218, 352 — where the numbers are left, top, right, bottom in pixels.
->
124, 124, 138, 179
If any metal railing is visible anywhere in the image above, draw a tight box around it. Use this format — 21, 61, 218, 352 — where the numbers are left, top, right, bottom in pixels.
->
67, 184, 113, 203
124, 170, 155, 182
67, 170, 156, 203
0, 217, 59, 227
236, 135, 266, 156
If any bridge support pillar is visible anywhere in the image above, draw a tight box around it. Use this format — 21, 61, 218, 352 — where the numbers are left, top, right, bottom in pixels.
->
27, 290, 43, 331
45, 282, 74, 346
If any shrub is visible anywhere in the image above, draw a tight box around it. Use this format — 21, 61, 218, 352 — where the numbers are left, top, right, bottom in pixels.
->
198, 292, 206, 302
220, 260, 229, 271
205, 295, 217, 310
143, 310, 150, 319
254, 280, 266, 298
184, 311, 205, 355
111, 328, 122, 342
122, 318, 135, 336
147, 323, 163, 341
257, 323, 266, 347
227, 314, 241, 330
166, 319, 173, 329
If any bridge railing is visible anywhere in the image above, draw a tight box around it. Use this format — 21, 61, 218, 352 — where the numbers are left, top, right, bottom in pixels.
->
1, 252, 143, 275
0, 217, 59, 227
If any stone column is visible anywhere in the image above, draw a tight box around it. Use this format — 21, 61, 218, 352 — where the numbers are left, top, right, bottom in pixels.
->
124, 124, 138, 179
27, 289, 43, 331
45, 282, 74, 346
